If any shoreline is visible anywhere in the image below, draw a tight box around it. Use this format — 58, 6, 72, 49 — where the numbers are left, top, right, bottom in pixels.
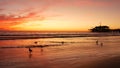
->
0, 34, 120, 40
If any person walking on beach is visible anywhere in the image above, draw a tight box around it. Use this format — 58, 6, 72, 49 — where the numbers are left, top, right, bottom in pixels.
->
29, 48, 32, 53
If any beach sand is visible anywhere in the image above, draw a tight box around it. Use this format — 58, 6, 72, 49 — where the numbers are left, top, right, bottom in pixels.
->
80, 56, 120, 68
0, 36, 120, 68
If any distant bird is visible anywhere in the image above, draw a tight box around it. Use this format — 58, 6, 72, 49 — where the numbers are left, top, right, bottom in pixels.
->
29, 48, 32, 53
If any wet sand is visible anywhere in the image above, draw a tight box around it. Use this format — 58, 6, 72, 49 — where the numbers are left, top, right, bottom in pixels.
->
80, 56, 120, 68
0, 36, 120, 68
0, 46, 120, 68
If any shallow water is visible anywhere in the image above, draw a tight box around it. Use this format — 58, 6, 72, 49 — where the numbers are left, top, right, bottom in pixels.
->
0, 35, 120, 68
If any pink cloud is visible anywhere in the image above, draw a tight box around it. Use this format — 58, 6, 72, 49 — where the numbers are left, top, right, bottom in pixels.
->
0, 11, 45, 28
0, 0, 52, 30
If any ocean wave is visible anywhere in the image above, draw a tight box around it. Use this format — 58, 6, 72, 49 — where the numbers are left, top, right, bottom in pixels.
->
0, 44, 63, 49
0, 31, 120, 40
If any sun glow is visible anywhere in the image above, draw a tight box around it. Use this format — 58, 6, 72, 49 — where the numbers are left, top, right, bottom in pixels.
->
10, 19, 86, 31
11, 21, 41, 31
0, 0, 120, 31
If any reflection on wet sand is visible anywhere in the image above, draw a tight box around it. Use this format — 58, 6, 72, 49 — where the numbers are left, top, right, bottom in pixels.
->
40, 48, 44, 55
40, 48, 43, 52
29, 53, 32, 59
0, 36, 120, 68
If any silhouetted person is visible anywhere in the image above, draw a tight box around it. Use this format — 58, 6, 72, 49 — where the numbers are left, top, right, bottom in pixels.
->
96, 40, 98, 45
29, 48, 32, 53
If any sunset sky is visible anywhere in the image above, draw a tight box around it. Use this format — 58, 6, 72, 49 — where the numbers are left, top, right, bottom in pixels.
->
0, 0, 120, 31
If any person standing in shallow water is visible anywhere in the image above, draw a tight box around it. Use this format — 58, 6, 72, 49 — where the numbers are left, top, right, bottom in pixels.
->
29, 48, 32, 53
28, 48, 33, 59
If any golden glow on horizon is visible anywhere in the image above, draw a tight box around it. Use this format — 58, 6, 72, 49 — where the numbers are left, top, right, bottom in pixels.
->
11, 20, 87, 31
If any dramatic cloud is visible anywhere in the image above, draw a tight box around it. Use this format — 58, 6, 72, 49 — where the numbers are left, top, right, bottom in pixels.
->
0, 0, 51, 30
0, 0, 120, 31
0, 12, 44, 25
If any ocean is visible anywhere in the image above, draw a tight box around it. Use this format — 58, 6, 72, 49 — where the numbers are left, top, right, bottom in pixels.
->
0, 31, 120, 68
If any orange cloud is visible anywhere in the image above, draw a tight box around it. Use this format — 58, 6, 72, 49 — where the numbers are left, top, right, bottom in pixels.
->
0, 0, 52, 30
0, 11, 45, 30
